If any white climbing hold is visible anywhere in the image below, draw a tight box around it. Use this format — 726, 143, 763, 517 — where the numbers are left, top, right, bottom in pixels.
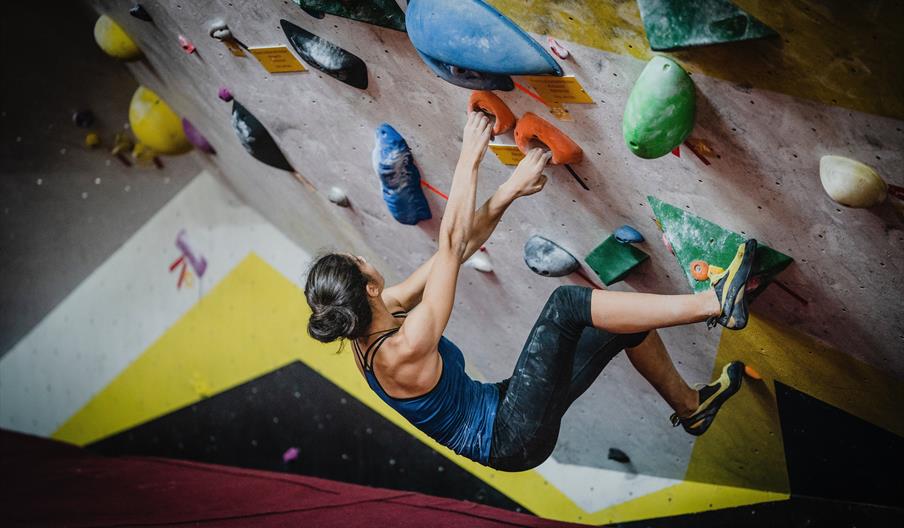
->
327, 186, 350, 207
819, 155, 887, 208
464, 253, 493, 273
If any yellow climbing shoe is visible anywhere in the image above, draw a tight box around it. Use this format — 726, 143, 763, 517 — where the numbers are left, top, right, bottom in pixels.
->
670, 361, 744, 436
707, 239, 757, 330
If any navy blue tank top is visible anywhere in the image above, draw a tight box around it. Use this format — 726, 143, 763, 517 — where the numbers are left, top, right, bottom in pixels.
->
355, 316, 500, 464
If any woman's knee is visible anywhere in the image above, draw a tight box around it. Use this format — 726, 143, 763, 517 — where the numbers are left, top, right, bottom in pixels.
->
543, 285, 592, 324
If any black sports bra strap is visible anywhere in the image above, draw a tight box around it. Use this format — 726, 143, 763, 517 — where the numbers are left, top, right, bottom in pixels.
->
364, 328, 400, 370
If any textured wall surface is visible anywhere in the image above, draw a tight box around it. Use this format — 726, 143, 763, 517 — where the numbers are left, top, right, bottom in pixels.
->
83, 0, 902, 487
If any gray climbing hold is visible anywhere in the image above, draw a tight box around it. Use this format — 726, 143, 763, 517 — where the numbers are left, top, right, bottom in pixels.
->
523, 235, 579, 277
608, 447, 631, 464
327, 187, 350, 207
614, 225, 644, 244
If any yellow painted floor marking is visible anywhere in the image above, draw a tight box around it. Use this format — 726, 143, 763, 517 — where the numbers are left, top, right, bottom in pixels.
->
488, 0, 904, 119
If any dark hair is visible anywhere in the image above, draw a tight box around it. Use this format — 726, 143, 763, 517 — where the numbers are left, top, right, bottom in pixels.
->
304, 253, 373, 343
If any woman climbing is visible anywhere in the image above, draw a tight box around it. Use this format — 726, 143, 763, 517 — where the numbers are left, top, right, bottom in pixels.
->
303, 112, 756, 472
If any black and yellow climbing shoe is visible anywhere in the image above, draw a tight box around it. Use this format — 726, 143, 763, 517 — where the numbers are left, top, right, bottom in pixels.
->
670, 361, 744, 436
707, 239, 757, 330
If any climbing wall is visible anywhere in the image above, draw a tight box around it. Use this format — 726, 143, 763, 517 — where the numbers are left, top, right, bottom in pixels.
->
2, 0, 902, 525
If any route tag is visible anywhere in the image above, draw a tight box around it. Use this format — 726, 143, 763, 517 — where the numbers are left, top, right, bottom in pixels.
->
249, 45, 306, 73
525, 76, 593, 104
490, 144, 525, 166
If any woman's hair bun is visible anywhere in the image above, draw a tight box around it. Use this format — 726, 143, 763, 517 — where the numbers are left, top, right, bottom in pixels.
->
303, 253, 373, 343
308, 304, 358, 343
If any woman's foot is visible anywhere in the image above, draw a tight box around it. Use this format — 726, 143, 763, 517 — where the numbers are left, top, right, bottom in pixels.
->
670, 361, 744, 436
707, 239, 757, 330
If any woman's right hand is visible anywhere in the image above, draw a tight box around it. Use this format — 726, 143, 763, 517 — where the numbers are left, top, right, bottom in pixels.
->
460, 111, 493, 165
504, 148, 552, 198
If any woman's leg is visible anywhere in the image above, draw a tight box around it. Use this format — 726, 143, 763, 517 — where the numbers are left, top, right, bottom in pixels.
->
624, 330, 698, 417
590, 289, 720, 334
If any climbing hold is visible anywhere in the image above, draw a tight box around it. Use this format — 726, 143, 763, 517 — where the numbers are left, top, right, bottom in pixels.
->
662, 232, 674, 255
585, 235, 650, 286
128, 86, 191, 155
614, 225, 645, 244
372, 123, 432, 225
72, 110, 94, 128
649, 196, 793, 299
231, 100, 294, 171
282, 447, 301, 463
514, 112, 583, 165
623, 56, 696, 159
416, 50, 514, 91
607, 448, 631, 464
523, 235, 580, 277
291, 0, 406, 32
181, 119, 216, 154
468, 91, 516, 135
407, 0, 562, 77
218, 87, 233, 102
637, 0, 777, 51
111, 132, 133, 156
819, 155, 887, 208
464, 253, 493, 273
690, 259, 709, 281
281, 20, 368, 90
93, 15, 142, 61
327, 186, 350, 207
131, 142, 157, 165
178, 35, 196, 54
744, 365, 763, 380
129, 4, 152, 22
208, 19, 232, 41
84, 132, 100, 149
547, 36, 570, 60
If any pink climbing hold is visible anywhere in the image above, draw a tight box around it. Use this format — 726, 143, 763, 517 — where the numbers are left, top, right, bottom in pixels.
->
178, 35, 196, 54
662, 232, 674, 255
282, 447, 300, 463
547, 36, 570, 60
218, 87, 233, 102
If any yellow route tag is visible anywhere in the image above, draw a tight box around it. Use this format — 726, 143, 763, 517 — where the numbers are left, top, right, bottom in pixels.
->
525, 75, 593, 104
249, 45, 306, 73
224, 39, 246, 57
548, 102, 574, 121
490, 144, 525, 166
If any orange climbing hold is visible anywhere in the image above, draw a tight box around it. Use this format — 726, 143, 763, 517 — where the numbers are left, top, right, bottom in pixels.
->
468, 91, 516, 135
690, 259, 709, 281
744, 365, 763, 380
514, 112, 583, 165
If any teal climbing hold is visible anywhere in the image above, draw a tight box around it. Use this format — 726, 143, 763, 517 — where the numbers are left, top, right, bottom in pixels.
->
585, 235, 650, 286
648, 196, 793, 298
406, 0, 562, 77
637, 0, 777, 51
291, 0, 405, 31
623, 56, 695, 159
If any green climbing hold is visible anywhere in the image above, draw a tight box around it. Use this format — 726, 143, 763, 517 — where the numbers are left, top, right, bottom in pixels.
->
623, 56, 696, 159
585, 235, 650, 286
637, 0, 777, 51
291, 0, 406, 32
648, 196, 793, 298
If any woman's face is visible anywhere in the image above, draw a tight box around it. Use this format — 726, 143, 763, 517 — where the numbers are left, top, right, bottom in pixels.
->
349, 254, 384, 291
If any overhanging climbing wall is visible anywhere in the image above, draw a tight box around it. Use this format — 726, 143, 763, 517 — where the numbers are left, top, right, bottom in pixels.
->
6, 0, 903, 524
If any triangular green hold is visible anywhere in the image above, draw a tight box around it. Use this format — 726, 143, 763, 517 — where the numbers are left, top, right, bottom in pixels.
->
648, 196, 792, 296
637, 0, 777, 51
585, 235, 650, 286
292, 0, 406, 32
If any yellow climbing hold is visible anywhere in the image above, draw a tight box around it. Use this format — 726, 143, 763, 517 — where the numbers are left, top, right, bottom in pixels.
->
128, 86, 192, 155
93, 15, 142, 61
84, 132, 101, 148
819, 155, 887, 208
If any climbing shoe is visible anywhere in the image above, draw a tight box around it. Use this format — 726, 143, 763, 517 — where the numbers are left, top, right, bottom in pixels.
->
707, 239, 757, 330
670, 361, 744, 436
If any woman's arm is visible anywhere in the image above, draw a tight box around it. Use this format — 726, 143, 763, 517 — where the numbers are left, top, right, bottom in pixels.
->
383, 148, 552, 312
396, 113, 492, 353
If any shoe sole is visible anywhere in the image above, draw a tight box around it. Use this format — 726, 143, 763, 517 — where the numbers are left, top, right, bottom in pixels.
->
681, 361, 745, 436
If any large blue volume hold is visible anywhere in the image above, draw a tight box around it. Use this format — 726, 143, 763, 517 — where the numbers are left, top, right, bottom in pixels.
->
416, 49, 514, 91
406, 0, 562, 77
372, 123, 432, 225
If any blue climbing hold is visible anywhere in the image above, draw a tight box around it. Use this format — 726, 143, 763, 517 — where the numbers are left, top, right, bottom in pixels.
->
416, 49, 514, 91
406, 0, 562, 77
614, 225, 645, 244
372, 124, 432, 225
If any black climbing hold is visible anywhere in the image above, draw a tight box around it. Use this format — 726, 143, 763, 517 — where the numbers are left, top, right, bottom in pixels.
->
301, 7, 325, 19
72, 110, 94, 128
523, 235, 579, 277
129, 4, 152, 22
280, 19, 369, 90
416, 49, 514, 92
231, 100, 294, 172
608, 447, 631, 464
